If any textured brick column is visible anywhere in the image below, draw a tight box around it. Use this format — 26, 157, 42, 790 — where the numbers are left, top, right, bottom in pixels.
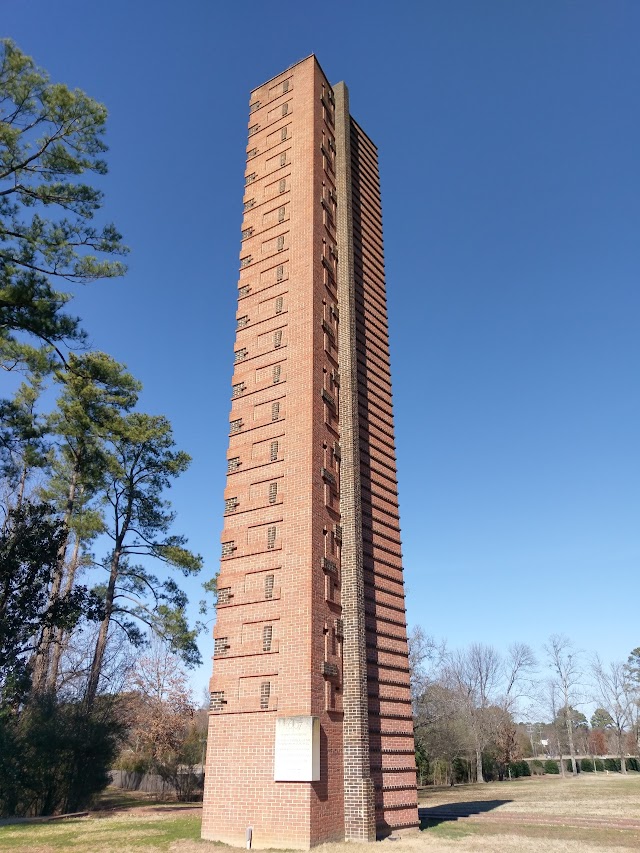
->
334, 81, 376, 843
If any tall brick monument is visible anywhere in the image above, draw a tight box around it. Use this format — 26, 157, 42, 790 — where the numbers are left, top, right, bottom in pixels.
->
202, 56, 417, 849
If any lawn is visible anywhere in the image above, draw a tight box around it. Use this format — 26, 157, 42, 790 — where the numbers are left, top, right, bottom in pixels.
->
1, 774, 639, 852
0, 791, 202, 853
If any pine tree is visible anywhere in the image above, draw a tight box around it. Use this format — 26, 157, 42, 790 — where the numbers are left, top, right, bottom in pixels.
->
0, 39, 127, 369
85, 413, 203, 708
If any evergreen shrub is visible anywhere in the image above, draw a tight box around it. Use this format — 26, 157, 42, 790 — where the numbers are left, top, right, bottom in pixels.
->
0, 696, 123, 817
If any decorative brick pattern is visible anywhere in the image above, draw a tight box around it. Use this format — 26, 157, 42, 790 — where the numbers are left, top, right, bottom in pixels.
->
224, 497, 239, 514
322, 556, 337, 574
347, 97, 418, 834
214, 637, 229, 656
264, 574, 274, 599
221, 540, 235, 558
321, 467, 336, 486
210, 691, 226, 711
335, 81, 376, 843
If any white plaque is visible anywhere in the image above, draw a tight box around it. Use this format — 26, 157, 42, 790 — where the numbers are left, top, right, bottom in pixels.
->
274, 715, 320, 782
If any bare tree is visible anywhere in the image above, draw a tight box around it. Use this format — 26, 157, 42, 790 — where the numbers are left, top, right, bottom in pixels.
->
415, 681, 472, 785
408, 626, 446, 710
544, 634, 583, 774
445, 644, 500, 782
503, 643, 537, 708
444, 642, 536, 783
592, 657, 633, 773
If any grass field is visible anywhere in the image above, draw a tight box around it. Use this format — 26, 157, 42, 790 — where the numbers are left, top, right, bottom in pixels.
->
1, 773, 639, 852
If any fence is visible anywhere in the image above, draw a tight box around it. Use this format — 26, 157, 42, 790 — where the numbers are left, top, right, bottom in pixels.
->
109, 768, 204, 798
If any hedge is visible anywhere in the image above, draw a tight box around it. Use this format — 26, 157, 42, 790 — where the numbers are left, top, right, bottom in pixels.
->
508, 760, 531, 778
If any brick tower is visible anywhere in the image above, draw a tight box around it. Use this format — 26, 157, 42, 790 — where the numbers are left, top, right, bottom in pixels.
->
202, 56, 417, 849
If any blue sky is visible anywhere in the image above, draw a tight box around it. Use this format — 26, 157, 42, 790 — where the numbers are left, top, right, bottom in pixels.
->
5, 0, 639, 700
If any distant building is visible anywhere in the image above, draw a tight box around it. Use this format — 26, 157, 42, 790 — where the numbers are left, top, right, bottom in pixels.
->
202, 56, 417, 849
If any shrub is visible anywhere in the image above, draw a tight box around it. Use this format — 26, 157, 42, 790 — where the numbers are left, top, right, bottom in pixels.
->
113, 753, 151, 775
627, 757, 640, 772
580, 758, 594, 772
531, 759, 545, 776
452, 757, 471, 784
544, 759, 559, 774
0, 695, 123, 817
604, 758, 621, 772
594, 758, 605, 772
482, 755, 498, 782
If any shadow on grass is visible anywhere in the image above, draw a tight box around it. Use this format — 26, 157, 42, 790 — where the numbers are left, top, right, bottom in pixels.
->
419, 799, 512, 829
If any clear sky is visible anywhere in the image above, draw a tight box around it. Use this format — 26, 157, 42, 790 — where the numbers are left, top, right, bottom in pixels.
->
5, 0, 639, 700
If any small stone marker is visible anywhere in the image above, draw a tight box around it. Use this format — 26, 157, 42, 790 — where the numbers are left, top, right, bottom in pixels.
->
274, 715, 320, 782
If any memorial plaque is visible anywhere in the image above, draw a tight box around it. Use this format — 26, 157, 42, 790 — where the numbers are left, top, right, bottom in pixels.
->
274, 715, 320, 781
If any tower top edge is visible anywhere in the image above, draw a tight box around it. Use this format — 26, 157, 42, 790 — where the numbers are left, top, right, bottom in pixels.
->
250, 54, 331, 94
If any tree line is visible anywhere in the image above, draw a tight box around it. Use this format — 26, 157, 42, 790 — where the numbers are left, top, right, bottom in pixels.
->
0, 39, 212, 816
410, 628, 640, 785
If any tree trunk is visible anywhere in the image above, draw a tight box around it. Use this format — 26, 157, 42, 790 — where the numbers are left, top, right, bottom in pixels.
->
31, 466, 79, 692
47, 535, 82, 690
565, 712, 577, 774
618, 732, 627, 773
85, 547, 120, 709
16, 465, 27, 510
475, 747, 484, 783
556, 729, 565, 777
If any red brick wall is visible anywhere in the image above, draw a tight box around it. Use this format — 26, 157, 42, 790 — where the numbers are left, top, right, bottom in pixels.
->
349, 119, 419, 833
203, 56, 417, 849
202, 56, 345, 850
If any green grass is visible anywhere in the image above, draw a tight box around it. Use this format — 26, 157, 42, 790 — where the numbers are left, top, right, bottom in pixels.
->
420, 821, 478, 840
0, 814, 202, 852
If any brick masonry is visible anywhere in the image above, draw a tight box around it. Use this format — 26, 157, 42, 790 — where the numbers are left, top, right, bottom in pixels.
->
202, 56, 416, 850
